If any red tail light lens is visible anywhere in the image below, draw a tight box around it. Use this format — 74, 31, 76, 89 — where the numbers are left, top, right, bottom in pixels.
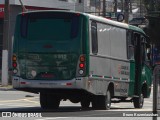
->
77, 55, 86, 76
79, 63, 85, 68
12, 62, 17, 68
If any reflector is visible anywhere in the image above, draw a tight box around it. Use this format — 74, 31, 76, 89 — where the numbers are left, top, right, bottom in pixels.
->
20, 82, 26, 84
12, 55, 17, 61
79, 70, 84, 75
66, 83, 72, 86
13, 69, 18, 74
80, 55, 85, 62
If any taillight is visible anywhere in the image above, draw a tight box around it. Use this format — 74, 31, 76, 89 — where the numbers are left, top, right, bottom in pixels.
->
80, 55, 85, 62
12, 55, 17, 61
79, 63, 85, 68
79, 70, 84, 75
12, 54, 18, 74
77, 55, 86, 76
12, 62, 17, 68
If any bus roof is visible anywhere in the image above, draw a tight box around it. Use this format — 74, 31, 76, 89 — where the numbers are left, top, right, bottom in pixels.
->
18, 10, 145, 34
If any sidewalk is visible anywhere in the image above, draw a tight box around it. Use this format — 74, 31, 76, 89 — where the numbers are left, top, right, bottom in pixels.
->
0, 84, 15, 91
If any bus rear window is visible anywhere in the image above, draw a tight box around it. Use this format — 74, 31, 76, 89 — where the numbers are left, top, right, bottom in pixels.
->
20, 12, 80, 41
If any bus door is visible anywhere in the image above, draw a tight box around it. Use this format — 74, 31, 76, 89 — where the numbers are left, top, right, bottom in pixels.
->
134, 33, 142, 95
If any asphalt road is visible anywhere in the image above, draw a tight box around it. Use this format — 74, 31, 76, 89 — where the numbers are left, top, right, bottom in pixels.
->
0, 88, 158, 120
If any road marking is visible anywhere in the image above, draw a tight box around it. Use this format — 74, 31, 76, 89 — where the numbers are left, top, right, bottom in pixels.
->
145, 101, 152, 104
0, 97, 39, 108
23, 99, 39, 104
0, 103, 39, 107
0, 97, 39, 103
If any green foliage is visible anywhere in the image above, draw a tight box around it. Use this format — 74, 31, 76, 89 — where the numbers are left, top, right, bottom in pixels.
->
142, 0, 160, 11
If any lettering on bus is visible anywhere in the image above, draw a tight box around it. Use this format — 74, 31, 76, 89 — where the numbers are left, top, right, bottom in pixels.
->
28, 54, 41, 61
115, 88, 127, 93
118, 64, 130, 76
53, 54, 67, 60
120, 71, 129, 75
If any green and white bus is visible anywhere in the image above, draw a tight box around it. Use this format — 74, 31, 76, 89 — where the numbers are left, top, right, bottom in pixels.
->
12, 10, 152, 110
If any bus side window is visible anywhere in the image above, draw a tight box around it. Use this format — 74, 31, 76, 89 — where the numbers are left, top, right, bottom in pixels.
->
142, 36, 152, 66
141, 37, 146, 62
91, 21, 98, 54
127, 31, 134, 59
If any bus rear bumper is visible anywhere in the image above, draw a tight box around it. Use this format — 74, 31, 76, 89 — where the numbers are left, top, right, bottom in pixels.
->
12, 76, 90, 93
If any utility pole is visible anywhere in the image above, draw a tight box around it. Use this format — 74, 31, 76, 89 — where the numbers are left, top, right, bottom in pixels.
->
140, 0, 142, 17
121, 0, 124, 12
114, 0, 117, 13
98, 0, 101, 16
2, 0, 10, 86
103, 0, 106, 17
124, 0, 129, 23
129, 0, 132, 14
95, 0, 96, 15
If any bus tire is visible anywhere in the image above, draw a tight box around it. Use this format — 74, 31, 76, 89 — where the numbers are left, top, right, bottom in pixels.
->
40, 93, 60, 109
133, 94, 144, 108
40, 93, 47, 109
81, 99, 90, 109
92, 90, 111, 110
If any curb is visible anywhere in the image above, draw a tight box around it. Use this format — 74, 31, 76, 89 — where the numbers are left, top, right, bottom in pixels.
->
0, 85, 16, 91
0, 88, 16, 91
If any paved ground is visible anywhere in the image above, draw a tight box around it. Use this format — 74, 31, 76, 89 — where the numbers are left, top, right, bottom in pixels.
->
0, 84, 158, 120
0, 83, 14, 91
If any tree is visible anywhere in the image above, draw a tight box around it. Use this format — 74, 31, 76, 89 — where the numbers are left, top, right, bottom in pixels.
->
142, 0, 160, 45
142, 0, 160, 11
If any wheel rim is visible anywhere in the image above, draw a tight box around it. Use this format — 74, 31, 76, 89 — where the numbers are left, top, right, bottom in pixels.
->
106, 91, 111, 109
139, 94, 144, 107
